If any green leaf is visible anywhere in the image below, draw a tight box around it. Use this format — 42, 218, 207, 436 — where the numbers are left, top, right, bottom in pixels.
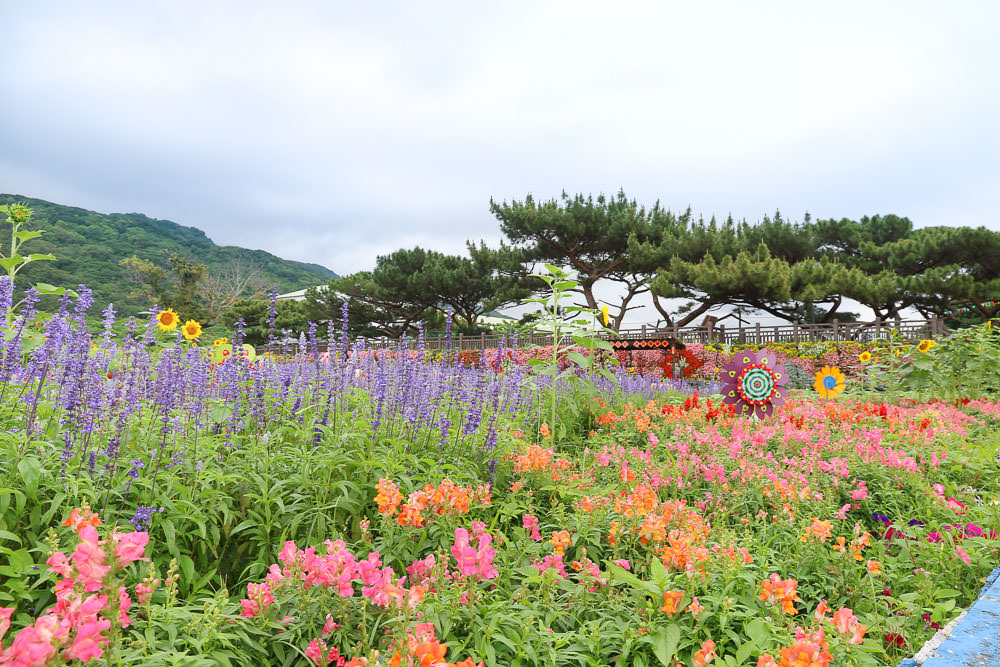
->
606, 562, 660, 596
0, 257, 23, 272
17, 457, 41, 501
14, 230, 43, 243
25, 254, 56, 263
745, 617, 770, 648
179, 554, 195, 586
566, 351, 592, 368
649, 556, 668, 589
163, 520, 180, 560
33, 283, 69, 296
652, 624, 680, 666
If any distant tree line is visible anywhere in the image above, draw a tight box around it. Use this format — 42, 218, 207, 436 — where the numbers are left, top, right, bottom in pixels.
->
226, 190, 1000, 342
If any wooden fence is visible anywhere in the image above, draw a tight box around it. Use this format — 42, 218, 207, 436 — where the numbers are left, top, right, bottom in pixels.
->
292, 317, 944, 353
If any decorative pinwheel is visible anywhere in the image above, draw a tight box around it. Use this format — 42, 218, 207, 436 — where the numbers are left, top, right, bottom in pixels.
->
813, 365, 846, 399
718, 350, 788, 418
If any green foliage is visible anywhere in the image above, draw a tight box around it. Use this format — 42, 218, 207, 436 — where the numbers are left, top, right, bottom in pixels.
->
307, 245, 528, 338
0, 194, 335, 315
222, 298, 312, 345
893, 323, 1000, 399
0, 202, 72, 308
525, 264, 618, 444
634, 207, 1000, 325
490, 190, 670, 330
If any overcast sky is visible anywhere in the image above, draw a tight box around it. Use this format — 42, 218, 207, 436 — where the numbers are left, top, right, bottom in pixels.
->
2, 2, 998, 321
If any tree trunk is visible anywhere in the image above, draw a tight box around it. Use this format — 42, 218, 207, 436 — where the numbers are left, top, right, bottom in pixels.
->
650, 293, 675, 327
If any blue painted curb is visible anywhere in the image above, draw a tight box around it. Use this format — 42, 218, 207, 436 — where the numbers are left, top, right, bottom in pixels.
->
901, 563, 1000, 666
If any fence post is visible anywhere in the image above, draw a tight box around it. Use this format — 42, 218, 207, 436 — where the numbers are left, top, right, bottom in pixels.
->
754, 322, 761, 344
832, 319, 840, 343
793, 321, 800, 343
875, 317, 882, 340
458, 332, 464, 349
738, 326, 745, 344
671, 324, 678, 340
481, 332, 486, 348
642, 324, 647, 338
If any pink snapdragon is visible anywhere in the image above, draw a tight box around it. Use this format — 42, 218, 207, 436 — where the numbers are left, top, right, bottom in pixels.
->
406, 554, 436, 587
322, 614, 340, 635
239, 582, 275, 618
531, 554, 567, 578
0, 607, 12, 640
2, 625, 58, 665
831, 606, 867, 644
117, 587, 133, 628
450, 528, 497, 580
305, 637, 346, 666
522, 514, 542, 541
360, 566, 405, 607
111, 530, 150, 568
72, 525, 110, 592
64, 618, 112, 662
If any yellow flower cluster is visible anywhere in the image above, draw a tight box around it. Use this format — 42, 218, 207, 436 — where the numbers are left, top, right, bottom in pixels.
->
155, 309, 202, 341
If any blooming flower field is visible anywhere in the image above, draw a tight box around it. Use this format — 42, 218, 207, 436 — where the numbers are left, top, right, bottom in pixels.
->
0, 285, 998, 666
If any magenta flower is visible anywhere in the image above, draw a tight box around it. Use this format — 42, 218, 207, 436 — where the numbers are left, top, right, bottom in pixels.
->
718, 350, 788, 418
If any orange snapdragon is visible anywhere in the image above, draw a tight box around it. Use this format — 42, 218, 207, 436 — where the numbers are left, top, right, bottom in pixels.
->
660, 590, 684, 615
550, 530, 572, 556
802, 518, 832, 543
759, 574, 801, 615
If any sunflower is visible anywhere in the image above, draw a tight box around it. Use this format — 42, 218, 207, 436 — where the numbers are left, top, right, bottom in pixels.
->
813, 365, 846, 399
858, 351, 872, 363
156, 308, 179, 332
917, 339, 936, 353
181, 319, 203, 340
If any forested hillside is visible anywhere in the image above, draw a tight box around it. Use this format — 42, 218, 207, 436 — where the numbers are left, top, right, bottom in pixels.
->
0, 194, 335, 314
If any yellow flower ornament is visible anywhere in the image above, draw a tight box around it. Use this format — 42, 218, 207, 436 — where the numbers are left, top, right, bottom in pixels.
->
813, 365, 846, 399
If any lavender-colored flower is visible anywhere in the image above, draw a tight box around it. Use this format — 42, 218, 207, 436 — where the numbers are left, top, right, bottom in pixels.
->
130, 505, 160, 531
266, 286, 279, 344
340, 300, 350, 357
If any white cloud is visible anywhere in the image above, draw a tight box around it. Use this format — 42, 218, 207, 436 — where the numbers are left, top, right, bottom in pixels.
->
0, 0, 997, 284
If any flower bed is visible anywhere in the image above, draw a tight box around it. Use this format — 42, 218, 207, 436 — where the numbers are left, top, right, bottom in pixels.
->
0, 293, 998, 665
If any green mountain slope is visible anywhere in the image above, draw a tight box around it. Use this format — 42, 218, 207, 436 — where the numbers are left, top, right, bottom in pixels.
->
0, 194, 336, 314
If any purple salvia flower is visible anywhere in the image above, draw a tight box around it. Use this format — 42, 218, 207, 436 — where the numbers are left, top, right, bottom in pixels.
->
266, 286, 279, 345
